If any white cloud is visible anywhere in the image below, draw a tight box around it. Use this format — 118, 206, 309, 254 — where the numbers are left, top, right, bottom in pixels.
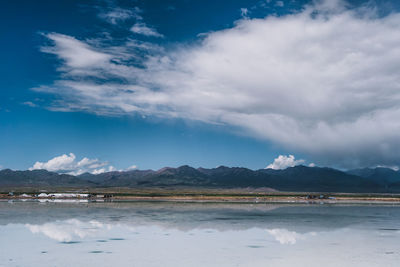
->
266, 155, 305, 170
41, 33, 111, 69
29, 153, 110, 175
91, 168, 106, 175
99, 7, 141, 25
99, 6, 162, 38
127, 165, 138, 170
26, 219, 107, 242
91, 165, 117, 174
275, 1, 284, 7
130, 23, 163, 37
30, 153, 76, 172
267, 228, 301, 244
29, 153, 137, 174
266, 228, 316, 244
36, 0, 400, 168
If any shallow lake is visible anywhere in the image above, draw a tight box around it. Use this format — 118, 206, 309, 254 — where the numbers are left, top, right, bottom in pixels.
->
0, 200, 399, 267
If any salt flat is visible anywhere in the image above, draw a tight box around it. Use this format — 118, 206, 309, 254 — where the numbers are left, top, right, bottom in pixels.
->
0, 201, 399, 267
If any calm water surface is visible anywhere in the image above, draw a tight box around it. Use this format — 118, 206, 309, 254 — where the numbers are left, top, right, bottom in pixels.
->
0, 200, 399, 267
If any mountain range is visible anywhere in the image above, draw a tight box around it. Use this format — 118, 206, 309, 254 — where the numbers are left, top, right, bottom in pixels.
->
1, 165, 400, 193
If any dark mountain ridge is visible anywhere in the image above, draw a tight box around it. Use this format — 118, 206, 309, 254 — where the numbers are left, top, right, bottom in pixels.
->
1, 165, 400, 193
0, 169, 94, 187
347, 167, 400, 184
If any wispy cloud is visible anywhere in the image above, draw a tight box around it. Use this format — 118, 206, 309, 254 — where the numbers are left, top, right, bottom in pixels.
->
22, 101, 37, 108
40, 33, 111, 70
130, 22, 163, 38
35, 0, 400, 168
240, 8, 249, 18
99, 7, 142, 25
98, 4, 162, 38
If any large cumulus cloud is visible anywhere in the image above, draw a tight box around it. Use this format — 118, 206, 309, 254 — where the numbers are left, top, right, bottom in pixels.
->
266, 155, 306, 170
34, 0, 400, 168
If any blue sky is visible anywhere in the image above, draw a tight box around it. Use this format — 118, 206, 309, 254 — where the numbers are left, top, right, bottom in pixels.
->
2, 0, 400, 173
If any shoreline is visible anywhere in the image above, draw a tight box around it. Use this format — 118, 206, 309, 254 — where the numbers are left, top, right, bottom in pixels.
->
2, 194, 400, 204
2, 188, 400, 204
